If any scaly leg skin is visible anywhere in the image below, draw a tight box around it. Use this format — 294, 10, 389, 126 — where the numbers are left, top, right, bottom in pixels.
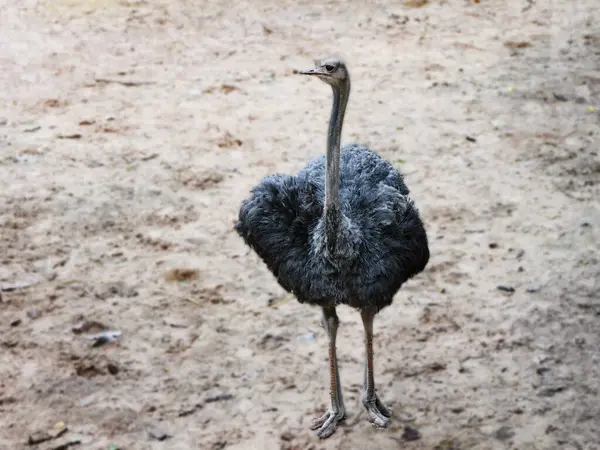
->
360, 307, 391, 429
310, 306, 345, 438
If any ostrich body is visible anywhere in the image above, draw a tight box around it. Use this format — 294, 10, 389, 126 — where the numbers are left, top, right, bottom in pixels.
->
235, 57, 429, 438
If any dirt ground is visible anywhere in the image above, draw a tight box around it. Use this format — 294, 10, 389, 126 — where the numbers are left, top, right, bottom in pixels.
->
1, 0, 599, 449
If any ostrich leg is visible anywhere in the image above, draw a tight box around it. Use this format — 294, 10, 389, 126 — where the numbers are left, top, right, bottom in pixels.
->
311, 306, 345, 438
360, 307, 391, 428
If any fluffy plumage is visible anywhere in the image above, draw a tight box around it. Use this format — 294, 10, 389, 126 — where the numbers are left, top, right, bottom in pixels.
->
235, 143, 429, 311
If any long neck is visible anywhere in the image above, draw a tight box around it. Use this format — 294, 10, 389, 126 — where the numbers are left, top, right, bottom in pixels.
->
324, 78, 350, 253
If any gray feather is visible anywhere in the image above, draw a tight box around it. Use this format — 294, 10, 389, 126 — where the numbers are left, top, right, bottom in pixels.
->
235, 143, 429, 311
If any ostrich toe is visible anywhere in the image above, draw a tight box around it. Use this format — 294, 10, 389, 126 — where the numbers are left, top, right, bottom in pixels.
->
310, 407, 346, 438
361, 391, 391, 428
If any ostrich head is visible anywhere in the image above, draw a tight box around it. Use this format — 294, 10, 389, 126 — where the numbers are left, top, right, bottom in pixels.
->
299, 56, 349, 87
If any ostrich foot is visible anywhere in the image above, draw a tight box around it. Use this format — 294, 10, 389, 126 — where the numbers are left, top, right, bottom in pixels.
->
361, 391, 391, 428
310, 407, 346, 438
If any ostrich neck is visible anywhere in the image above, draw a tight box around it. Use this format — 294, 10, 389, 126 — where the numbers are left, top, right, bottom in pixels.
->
324, 79, 350, 255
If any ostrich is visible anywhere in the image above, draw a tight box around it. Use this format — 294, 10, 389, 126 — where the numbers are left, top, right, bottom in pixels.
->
235, 57, 429, 438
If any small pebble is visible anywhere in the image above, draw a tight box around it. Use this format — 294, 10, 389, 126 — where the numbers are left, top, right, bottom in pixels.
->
553, 93, 568, 102
538, 385, 567, 397
280, 431, 294, 442
494, 426, 515, 441
536, 367, 551, 375
28, 432, 52, 445
149, 429, 171, 441
402, 425, 421, 441
87, 330, 122, 347
497, 285, 515, 293
205, 393, 234, 403
526, 283, 543, 293
107, 363, 119, 375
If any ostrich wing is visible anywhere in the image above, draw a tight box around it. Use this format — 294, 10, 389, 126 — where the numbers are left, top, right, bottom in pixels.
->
235, 173, 323, 293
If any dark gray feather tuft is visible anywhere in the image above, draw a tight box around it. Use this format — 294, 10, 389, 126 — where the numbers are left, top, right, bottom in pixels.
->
235, 144, 429, 311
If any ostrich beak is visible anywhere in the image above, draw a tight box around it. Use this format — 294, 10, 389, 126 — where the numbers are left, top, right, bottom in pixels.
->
299, 67, 320, 76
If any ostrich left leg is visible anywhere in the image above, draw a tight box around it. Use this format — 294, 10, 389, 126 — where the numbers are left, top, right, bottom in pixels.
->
310, 306, 345, 438
360, 307, 391, 428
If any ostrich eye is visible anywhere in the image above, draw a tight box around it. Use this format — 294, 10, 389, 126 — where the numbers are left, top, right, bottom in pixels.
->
324, 64, 335, 72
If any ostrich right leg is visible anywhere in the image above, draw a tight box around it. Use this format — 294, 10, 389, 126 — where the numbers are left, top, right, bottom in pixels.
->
310, 306, 345, 438
360, 307, 392, 428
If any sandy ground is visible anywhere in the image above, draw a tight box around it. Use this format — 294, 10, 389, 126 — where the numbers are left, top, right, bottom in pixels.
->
1, 0, 599, 449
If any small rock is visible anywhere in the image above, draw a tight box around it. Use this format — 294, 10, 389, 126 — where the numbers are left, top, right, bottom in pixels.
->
87, 330, 122, 347
538, 385, 567, 397
553, 93, 568, 102
426, 361, 446, 372
494, 426, 515, 441
107, 363, 119, 375
497, 285, 515, 293
149, 429, 171, 441
526, 283, 543, 293
50, 440, 81, 450
536, 367, 551, 376
0, 281, 38, 292
402, 425, 421, 441
205, 393, 234, 403
280, 431, 294, 441
488, 242, 498, 249
28, 431, 52, 445
27, 427, 68, 446
10, 319, 21, 327
162, 317, 189, 329
296, 332, 316, 342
